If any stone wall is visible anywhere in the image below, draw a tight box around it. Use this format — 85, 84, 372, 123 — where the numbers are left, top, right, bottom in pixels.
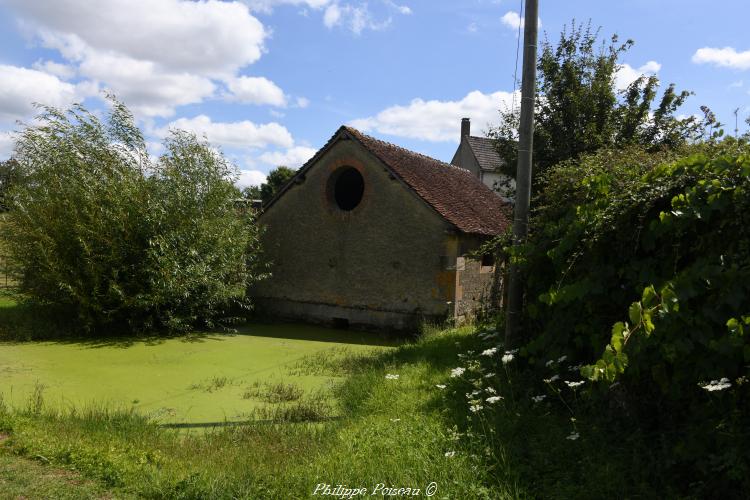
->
252, 139, 459, 330
453, 256, 496, 324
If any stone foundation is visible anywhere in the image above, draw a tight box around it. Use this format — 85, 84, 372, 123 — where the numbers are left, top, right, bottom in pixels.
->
254, 297, 446, 332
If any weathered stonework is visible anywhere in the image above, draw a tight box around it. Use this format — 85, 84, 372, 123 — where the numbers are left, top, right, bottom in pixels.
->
453, 256, 497, 324
252, 127, 510, 331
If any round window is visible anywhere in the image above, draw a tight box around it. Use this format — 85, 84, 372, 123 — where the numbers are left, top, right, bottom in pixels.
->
331, 167, 364, 211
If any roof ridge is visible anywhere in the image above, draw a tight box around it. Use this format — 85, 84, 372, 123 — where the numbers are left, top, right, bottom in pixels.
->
344, 126, 474, 176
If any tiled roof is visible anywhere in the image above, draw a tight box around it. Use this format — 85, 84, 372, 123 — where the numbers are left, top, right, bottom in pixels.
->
263, 126, 512, 236
467, 136, 504, 172
344, 127, 511, 236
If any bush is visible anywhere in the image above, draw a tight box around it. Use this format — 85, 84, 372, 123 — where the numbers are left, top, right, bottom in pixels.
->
2, 100, 264, 334
505, 140, 750, 496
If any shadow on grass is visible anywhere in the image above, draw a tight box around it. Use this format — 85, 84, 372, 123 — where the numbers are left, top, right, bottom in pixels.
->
158, 415, 342, 429
234, 321, 405, 347
0, 295, 407, 350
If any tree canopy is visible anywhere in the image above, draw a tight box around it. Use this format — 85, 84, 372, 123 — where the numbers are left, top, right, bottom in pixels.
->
2, 99, 265, 334
0, 159, 20, 212
491, 21, 715, 182
260, 166, 296, 204
240, 165, 297, 206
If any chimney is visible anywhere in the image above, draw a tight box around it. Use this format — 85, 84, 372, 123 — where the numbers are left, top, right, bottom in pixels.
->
461, 118, 470, 140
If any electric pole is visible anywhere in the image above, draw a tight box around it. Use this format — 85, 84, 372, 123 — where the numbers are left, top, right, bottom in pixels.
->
504, 0, 539, 348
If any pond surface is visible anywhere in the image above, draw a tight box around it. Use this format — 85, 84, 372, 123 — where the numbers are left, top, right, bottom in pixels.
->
0, 322, 396, 425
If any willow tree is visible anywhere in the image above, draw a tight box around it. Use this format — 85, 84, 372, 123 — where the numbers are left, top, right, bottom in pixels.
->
3, 99, 265, 334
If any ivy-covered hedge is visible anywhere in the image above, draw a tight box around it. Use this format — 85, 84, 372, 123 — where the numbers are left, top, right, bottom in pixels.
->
517, 141, 750, 494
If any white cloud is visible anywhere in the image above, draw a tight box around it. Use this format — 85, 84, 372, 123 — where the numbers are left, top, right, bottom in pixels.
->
501, 11, 522, 30
258, 146, 316, 167
237, 169, 267, 188
158, 115, 294, 150
243, 0, 331, 14
349, 89, 516, 142
324, 3, 342, 27
500, 11, 540, 32
384, 1, 411, 15
0, 132, 15, 159
0, 64, 80, 121
31, 59, 76, 79
323, 2, 393, 35
615, 61, 662, 91
729, 80, 744, 88
225, 76, 287, 107
5, 0, 274, 117
9, 0, 267, 75
692, 47, 750, 70
78, 52, 216, 117
295, 97, 310, 108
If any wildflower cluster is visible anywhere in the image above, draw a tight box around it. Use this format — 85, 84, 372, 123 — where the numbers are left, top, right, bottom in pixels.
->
441, 327, 508, 420
700, 378, 731, 392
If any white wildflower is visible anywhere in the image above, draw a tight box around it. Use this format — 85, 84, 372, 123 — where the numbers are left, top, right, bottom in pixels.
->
485, 387, 497, 394
450, 367, 466, 378
385, 374, 400, 380
569, 364, 583, 372
557, 355, 568, 363
436, 384, 447, 389
545, 359, 555, 367
501, 353, 514, 364
544, 375, 560, 383
532, 395, 547, 403
486, 396, 502, 404
700, 378, 732, 392
565, 380, 585, 388
469, 404, 484, 413
481, 347, 498, 356
445, 451, 456, 458
484, 372, 496, 379
566, 432, 580, 441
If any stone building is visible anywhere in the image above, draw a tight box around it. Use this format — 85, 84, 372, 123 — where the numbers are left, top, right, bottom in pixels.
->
253, 126, 511, 331
450, 118, 515, 202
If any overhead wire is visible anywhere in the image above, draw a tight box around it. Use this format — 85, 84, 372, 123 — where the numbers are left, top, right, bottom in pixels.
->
510, 0, 524, 116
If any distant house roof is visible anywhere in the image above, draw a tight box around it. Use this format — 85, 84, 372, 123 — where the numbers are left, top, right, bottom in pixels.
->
263, 126, 511, 237
466, 136, 504, 172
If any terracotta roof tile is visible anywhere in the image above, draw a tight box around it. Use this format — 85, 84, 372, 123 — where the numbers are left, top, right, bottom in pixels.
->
344, 127, 511, 236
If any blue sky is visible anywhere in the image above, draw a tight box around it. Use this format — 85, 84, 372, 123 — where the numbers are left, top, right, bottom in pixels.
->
1, 0, 749, 187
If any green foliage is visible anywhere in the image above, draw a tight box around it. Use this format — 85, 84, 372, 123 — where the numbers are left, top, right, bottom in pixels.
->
490, 21, 710, 184
1, 99, 265, 334
0, 158, 20, 212
241, 184, 262, 200
506, 141, 750, 495
260, 165, 297, 204
239, 165, 296, 205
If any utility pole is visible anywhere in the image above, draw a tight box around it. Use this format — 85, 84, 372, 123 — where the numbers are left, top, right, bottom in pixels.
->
504, 0, 539, 348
